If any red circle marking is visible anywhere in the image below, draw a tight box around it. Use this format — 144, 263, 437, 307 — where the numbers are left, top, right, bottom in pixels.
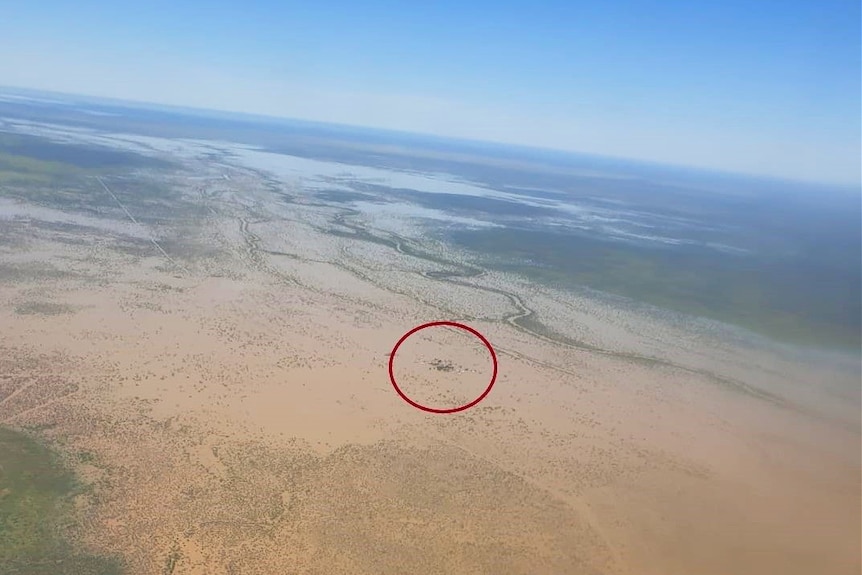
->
388, 321, 498, 414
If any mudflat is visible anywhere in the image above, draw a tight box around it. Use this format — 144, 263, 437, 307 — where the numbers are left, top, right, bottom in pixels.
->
0, 120, 859, 574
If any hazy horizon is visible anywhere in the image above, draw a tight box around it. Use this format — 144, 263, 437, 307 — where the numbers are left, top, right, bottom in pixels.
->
1, 84, 859, 192
2, 0, 859, 186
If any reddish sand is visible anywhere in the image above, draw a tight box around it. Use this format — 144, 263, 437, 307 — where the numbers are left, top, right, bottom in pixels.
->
0, 163, 858, 575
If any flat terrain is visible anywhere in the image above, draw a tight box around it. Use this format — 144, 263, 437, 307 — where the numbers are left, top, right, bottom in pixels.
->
0, 97, 860, 574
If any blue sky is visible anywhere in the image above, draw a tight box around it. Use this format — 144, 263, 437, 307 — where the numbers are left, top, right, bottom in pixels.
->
1, 0, 859, 184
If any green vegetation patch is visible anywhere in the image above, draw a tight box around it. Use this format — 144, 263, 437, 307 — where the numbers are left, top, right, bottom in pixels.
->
0, 426, 122, 574
451, 227, 862, 351
0, 263, 87, 285
13, 302, 77, 316
0, 132, 169, 171
0, 131, 173, 201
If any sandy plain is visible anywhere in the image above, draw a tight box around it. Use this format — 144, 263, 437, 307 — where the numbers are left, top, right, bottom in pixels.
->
0, 143, 859, 575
